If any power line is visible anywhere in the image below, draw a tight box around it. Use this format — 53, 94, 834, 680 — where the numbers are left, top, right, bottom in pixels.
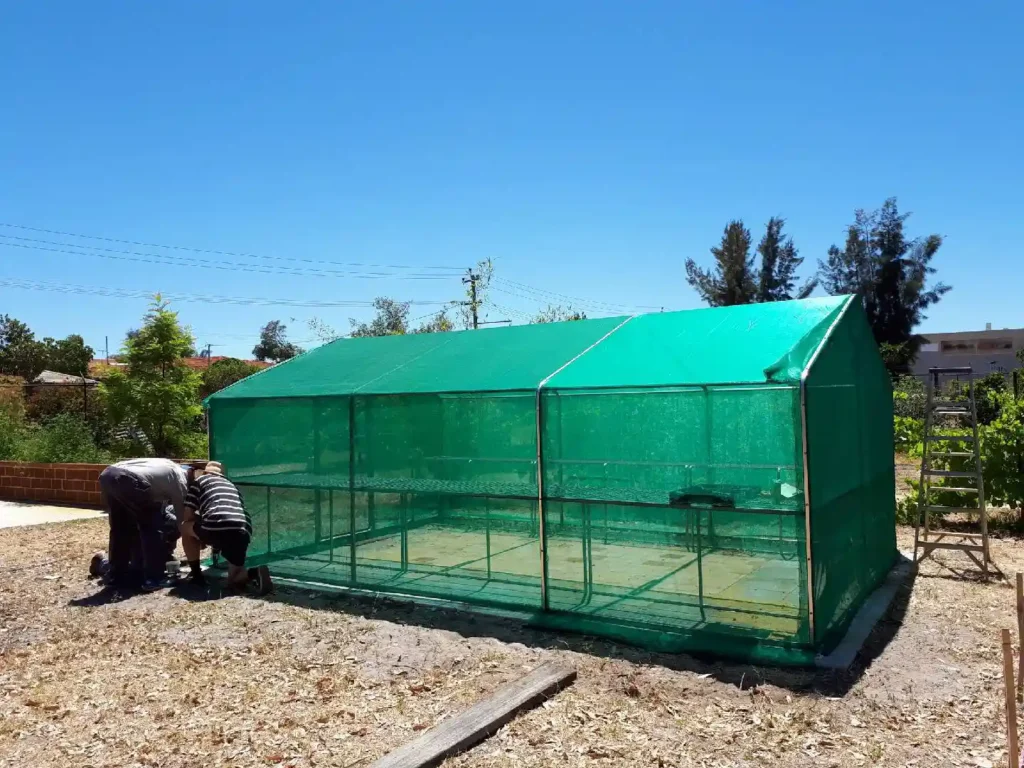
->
491, 284, 633, 315
493, 277, 660, 313
0, 238, 453, 281
0, 222, 466, 272
0, 278, 450, 309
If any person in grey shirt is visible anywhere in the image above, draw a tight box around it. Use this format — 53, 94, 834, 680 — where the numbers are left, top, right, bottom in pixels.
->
98, 458, 188, 590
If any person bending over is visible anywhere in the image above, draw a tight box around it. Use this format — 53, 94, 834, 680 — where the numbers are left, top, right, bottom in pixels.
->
180, 461, 271, 594
98, 458, 188, 590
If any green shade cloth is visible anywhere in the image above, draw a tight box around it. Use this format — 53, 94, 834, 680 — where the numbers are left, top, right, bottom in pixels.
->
208, 295, 895, 665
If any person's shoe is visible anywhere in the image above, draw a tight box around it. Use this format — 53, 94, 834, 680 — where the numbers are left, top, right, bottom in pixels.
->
248, 565, 273, 596
185, 571, 207, 586
140, 577, 171, 592
89, 553, 109, 578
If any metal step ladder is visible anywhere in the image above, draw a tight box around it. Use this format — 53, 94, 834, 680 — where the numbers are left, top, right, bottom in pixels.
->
912, 366, 996, 574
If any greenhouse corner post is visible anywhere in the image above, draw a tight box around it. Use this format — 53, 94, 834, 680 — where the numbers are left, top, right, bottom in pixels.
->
799, 380, 816, 644
798, 295, 855, 645
348, 397, 357, 584
535, 387, 549, 610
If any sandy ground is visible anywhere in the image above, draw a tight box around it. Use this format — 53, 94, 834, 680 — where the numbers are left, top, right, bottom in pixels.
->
0, 516, 1020, 768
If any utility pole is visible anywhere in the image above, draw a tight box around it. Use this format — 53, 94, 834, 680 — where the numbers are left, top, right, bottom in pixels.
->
105, 336, 109, 364
462, 270, 479, 329
205, 343, 213, 366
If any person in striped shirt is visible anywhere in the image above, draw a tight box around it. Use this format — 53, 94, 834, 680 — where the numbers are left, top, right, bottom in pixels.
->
180, 461, 271, 594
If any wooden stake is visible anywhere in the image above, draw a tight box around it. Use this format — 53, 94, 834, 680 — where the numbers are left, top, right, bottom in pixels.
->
1002, 628, 1019, 768
1017, 574, 1024, 703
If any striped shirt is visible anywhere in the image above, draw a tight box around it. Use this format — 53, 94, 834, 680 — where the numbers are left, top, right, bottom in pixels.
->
184, 474, 252, 535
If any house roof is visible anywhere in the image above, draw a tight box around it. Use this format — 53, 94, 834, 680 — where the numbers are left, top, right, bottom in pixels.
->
208, 295, 852, 402
33, 370, 99, 386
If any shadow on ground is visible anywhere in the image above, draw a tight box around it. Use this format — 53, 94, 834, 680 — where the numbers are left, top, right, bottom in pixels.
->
202, 563, 921, 697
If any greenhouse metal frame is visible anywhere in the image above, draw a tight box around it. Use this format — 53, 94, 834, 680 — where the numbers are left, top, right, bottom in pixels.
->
207, 295, 896, 664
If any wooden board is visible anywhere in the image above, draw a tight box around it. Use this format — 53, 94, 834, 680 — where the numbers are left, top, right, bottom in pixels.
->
369, 662, 576, 768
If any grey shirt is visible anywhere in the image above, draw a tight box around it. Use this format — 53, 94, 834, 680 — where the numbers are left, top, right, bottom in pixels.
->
112, 458, 189, 523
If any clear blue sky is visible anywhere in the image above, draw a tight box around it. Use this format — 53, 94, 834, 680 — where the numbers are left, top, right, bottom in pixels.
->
1, 1, 1020, 359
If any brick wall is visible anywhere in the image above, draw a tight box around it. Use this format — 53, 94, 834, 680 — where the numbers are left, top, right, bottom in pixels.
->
0, 460, 208, 508
0, 462, 105, 507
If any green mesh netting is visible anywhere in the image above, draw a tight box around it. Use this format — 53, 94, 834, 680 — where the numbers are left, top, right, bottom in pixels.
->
805, 301, 897, 649
207, 295, 893, 664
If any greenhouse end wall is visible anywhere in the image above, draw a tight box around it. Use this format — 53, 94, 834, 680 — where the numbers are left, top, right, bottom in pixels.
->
805, 303, 897, 650
209, 380, 817, 662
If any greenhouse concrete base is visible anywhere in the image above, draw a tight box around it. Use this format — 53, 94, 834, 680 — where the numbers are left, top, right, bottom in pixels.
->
814, 552, 913, 670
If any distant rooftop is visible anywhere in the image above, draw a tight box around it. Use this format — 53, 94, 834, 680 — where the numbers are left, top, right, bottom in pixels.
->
32, 370, 99, 386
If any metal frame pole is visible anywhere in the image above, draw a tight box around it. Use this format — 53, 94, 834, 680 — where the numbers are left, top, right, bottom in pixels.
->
796, 296, 855, 644
313, 401, 322, 543
536, 387, 549, 611
348, 397, 357, 584
799, 381, 816, 643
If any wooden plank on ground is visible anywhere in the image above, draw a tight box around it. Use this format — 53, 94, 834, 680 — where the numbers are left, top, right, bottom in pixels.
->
369, 661, 576, 768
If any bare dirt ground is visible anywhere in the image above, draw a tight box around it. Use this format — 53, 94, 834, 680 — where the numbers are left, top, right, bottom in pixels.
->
1, 517, 1021, 768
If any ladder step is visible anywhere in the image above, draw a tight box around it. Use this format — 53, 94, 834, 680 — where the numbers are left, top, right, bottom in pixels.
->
931, 400, 968, 408
928, 451, 975, 458
932, 410, 973, 418
925, 531, 985, 540
925, 435, 976, 442
925, 504, 981, 513
923, 469, 979, 478
920, 541, 985, 553
925, 486, 979, 494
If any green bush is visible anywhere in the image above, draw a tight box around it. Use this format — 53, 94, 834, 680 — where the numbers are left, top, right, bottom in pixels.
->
892, 375, 925, 419
895, 480, 920, 525
0, 409, 27, 460
894, 416, 923, 454
981, 392, 1024, 508
18, 413, 113, 464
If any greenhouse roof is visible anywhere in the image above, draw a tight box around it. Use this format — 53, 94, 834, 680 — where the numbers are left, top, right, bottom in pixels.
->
208, 295, 852, 401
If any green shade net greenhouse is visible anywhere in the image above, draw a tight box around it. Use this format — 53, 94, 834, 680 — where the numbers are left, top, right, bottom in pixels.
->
207, 295, 896, 664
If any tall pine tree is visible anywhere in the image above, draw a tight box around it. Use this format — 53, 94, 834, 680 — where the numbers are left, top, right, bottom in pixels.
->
818, 198, 949, 360
756, 217, 817, 302
685, 220, 756, 306
686, 218, 816, 306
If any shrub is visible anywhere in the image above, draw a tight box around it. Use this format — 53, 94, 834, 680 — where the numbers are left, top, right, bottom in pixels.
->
894, 416, 923, 454
981, 392, 1024, 509
0, 375, 26, 421
18, 414, 113, 464
0, 409, 27, 460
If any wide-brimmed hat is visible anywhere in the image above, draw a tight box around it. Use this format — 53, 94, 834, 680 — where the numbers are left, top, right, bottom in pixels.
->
204, 461, 224, 476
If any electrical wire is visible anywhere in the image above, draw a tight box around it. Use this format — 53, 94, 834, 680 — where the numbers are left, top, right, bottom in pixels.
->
0, 238, 453, 281
0, 277, 450, 309
493, 277, 661, 313
0, 222, 466, 272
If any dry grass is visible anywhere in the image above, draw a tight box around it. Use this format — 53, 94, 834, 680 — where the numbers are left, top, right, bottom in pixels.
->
0, 518, 1021, 767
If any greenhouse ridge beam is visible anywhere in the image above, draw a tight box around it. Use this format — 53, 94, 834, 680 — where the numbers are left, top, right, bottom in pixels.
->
798, 294, 855, 644
535, 314, 637, 612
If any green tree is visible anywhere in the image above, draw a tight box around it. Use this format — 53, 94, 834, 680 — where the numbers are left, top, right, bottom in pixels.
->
415, 309, 455, 334
818, 198, 949, 358
350, 298, 412, 337
0, 315, 47, 379
531, 305, 588, 323
102, 296, 202, 457
685, 221, 756, 306
687, 218, 818, 307
252, 320, 303, 362
42, 334, 94, 376
200, 358, 262, 399
756, 217, 816, 302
